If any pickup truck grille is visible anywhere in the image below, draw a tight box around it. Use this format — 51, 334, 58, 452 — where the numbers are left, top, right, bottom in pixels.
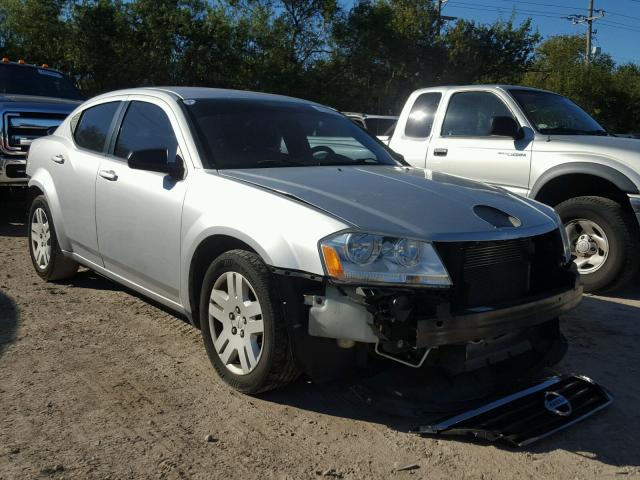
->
1, 112, 67, 156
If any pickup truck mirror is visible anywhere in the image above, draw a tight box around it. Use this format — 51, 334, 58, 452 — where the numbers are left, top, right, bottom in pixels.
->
490, 116, 524, 140
127, 149, 185, 180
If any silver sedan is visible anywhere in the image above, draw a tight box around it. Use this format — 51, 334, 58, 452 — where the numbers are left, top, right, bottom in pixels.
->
26, 87, 581, 393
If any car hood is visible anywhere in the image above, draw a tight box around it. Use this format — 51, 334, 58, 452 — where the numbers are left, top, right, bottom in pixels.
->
0, 94, 81, 113
219, 166, 558, 241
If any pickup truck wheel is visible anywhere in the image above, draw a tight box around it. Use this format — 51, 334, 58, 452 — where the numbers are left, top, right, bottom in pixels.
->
556, 196, 640, 293
28, 195, 79, 281
199, 249, 299, 394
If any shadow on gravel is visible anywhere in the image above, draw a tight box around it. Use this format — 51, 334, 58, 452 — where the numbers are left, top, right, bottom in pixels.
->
0, 189, 27, 237
262, 292, 640, 469
0, 290, 19, 359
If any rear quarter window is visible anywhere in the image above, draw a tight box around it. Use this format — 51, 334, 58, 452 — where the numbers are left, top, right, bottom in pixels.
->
73, 101, 120, 153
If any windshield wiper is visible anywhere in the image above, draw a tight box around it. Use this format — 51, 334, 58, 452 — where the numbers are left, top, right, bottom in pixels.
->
256, 159, 307, 167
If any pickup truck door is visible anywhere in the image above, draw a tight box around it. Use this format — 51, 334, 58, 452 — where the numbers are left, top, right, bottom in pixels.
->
426, 90, 533, 196
47, 100, 122, 265
95, 98, 187, 303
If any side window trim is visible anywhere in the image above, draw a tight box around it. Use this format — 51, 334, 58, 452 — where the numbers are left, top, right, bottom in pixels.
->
71, 100, 124, 154
439, 90, 519, 139
106, 100, 130, 158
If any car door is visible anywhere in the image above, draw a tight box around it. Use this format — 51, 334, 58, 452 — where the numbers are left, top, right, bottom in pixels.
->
95, 98, 188, 303
388, 92, 442, 167
48, 100, 122, 265
426, 90, 533, 196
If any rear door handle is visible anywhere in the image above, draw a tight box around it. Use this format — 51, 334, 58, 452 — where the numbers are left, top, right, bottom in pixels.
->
51, 154, 65, 164
433, 148, 448, 157
99, 169, 118, 181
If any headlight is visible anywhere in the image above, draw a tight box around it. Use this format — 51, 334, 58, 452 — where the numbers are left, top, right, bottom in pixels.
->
553, 211, 572, 264
320, 232, 451, 286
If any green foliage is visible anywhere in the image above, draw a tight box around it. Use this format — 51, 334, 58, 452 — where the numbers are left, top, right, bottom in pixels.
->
0, 0, 638, 131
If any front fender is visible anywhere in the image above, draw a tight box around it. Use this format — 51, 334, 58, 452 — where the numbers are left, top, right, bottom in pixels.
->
530, 159, 640, 198
28, 169, 72, 252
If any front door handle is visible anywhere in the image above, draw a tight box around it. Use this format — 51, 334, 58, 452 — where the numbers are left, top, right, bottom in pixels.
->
433, 148, 448, 157
51, 154, 65, 164
99, 169, 118, 181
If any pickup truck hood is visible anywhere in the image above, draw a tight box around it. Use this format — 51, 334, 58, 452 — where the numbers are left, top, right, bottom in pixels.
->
0, 94, 81, 113
536, 134, 640, 166
220, 166, 558, 241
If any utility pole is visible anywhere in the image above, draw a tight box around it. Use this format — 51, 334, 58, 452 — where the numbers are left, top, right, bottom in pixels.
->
586, 0, 594, 65
565, 1, 604, 65
435, 0, 454, 35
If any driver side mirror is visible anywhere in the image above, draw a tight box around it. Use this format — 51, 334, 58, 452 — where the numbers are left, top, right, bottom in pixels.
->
490, 116, 524, 140
127, 149, 185, 180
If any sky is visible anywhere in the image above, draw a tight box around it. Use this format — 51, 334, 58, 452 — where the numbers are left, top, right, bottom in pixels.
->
441, 0, 640, 64
343, 0, 640, 65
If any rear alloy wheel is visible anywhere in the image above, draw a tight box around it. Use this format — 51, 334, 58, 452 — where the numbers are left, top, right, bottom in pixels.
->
199, 250, 299, 393
556, 196, 640, 293
28, 195, 79, 281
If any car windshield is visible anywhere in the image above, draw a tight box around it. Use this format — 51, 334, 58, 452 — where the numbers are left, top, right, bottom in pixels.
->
184, 99, 400, 169
509, 89, 606, 135
0, 64, 83, 100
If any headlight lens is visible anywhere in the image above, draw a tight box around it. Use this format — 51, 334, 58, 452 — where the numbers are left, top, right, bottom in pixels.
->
320, 232, 451, 286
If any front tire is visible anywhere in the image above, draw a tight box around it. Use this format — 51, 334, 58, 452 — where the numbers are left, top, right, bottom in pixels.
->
28, 195, 79, 281
556, 196, 640, 293
199, 249, 299, 394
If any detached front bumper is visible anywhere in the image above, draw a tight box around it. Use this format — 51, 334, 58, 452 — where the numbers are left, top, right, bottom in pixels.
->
0, 156, 28, 185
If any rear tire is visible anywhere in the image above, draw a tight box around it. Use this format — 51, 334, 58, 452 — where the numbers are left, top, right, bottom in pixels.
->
556, 196, 640, 293
28, 195, 79, 281
199, 249, 299, 394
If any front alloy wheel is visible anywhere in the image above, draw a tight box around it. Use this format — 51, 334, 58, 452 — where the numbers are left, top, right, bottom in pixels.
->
209, 271, 264, 375
565, 218, 609, 274
199, 249, 299, 393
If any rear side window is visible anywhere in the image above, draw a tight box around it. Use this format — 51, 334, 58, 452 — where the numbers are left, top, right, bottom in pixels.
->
73, 102, 120, 153
404, 93, 441, 138
441, 91, 514, 137
114, 101, 178, 162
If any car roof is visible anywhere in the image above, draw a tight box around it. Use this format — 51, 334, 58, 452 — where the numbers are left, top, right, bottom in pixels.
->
89, 86, 319, 106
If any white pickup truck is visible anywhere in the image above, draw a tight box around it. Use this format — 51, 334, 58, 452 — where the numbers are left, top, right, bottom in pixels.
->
388, 85, 640, 293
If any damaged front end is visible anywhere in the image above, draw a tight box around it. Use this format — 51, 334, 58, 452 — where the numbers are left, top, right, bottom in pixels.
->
293, 228, 581, 375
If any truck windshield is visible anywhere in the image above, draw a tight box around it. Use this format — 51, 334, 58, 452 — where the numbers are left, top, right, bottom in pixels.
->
185, 99, 400, 169
509, 89, 606, 136
0, 64, 83, 100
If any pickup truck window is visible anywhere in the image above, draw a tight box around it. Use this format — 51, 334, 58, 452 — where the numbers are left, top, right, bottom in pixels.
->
73, 102, 120, 153
0, 64, 83, 100
185, 99, 399, 169
114, 101, 178, 162
405, 93, 441, 138
441, 92, 514, 137
509, 89, 607, 135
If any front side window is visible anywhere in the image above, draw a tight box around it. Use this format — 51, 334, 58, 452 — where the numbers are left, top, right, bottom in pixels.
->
73, 101, 120, 153
405, 93, 441, 138
185, 99, 399, 169
114, 101, 178, 162
509, 89, 606, 135
441, 92, 514, 137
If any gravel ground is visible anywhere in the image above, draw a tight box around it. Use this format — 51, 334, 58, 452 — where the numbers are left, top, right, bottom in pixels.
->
1, 192, 639, 479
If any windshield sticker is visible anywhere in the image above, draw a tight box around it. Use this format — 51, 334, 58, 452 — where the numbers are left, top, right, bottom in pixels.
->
37, 69, 63, 78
